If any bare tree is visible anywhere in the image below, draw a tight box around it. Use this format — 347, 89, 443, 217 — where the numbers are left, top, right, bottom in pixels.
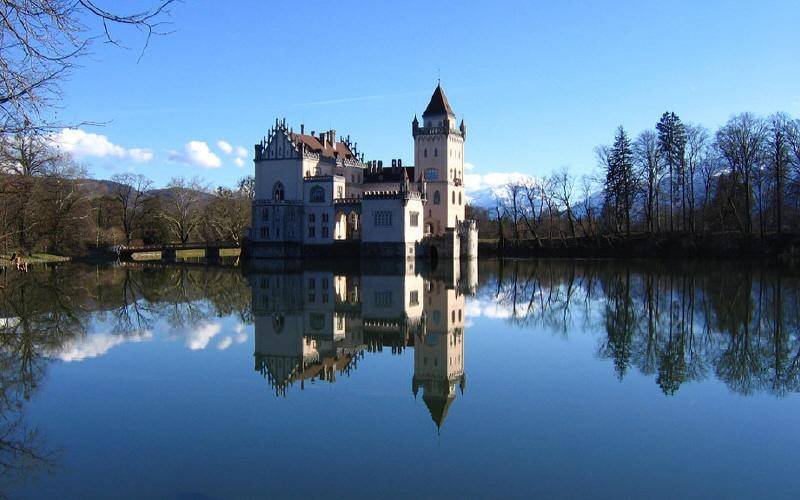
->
684, 124, 710, 234
1, 1, 174, 133
634, 130, 661, 233
110, 173, 153, 245
237, 175, 255, 201
715, 113, 766, 236
160, 177, 207, 245
503, 181, 524, 242
766, 113, 791, 234
204, 187, 250, 246
520, 179, 543, 247
551, 168, 577, 238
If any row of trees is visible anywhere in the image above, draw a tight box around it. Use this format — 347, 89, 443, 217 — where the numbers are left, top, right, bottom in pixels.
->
1, 129, 254, 255
484, 111, 800, 245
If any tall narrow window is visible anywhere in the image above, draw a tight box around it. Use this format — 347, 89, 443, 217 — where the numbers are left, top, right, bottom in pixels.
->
272, 182, 285, 201
433, 191, 440, 205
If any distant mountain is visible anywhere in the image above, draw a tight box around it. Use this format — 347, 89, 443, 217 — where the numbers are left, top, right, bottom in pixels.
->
465, 184, 511, 209
76, 178, 214, 204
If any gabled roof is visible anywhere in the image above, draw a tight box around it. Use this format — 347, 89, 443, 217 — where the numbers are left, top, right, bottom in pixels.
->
290, 133, 356, 159
422, 84, 454, 117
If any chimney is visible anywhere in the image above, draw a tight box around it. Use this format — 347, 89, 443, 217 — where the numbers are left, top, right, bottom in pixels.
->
398, 159, 402, 168
319, 132, 326, 147
391, 159, 397, 168
300, 123, 305, 134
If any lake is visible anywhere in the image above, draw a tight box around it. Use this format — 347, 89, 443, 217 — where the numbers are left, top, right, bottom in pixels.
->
2, 258, 799, 499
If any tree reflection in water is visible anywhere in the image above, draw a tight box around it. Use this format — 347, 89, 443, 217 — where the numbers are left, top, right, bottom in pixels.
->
0, 263, 254, 487
478, 259, 800, 396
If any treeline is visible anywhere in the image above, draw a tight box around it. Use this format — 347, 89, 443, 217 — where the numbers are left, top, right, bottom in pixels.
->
473, 111, 800, 255
0, 130, 254, 256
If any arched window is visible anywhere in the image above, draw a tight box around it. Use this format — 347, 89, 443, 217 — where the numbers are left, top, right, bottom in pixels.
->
424, 148, 428, 158
310, 185, 325, 202
434, 148, 438, 157
425, 168, 438, 181
433, 191, 441, 205
452, 191, 456, 204
458, 192, 462, 205
272, 182, 284, 201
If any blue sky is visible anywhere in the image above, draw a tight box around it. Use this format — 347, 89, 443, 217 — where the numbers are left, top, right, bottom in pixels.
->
54, 0, 800, 191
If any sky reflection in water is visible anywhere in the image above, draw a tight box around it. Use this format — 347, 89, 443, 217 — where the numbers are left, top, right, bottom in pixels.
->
2, 259, 799, 499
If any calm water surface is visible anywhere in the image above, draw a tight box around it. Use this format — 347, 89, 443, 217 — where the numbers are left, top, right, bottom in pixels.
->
2, 259, 799, 499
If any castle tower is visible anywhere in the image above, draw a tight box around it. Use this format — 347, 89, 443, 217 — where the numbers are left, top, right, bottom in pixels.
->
412, 278, 466, 431
413, 84, 466, 235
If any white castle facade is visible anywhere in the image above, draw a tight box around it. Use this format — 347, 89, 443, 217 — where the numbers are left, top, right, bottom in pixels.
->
249, 84, 478, 259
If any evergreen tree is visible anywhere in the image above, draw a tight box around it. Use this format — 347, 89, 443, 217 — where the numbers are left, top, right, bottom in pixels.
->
605, 126, 635, 236
656, 112, 687, 231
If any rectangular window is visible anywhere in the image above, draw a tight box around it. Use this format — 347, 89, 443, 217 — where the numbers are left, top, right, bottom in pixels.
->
373, 211, 393, 227
410, 211, 419, 227
309, 278, 315, 289
322, 227, 329, 238
260, 227, 266, 238
275, 227, 279, 238
308, 213, 315, 223
409, 290, 419, 306
309, 226, 316, 237
322, 213, 328, 223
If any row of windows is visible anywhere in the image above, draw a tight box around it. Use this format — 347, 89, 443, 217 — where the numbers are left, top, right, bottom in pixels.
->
374, 211, 392, 227
423, 148, 463, 159
431, 191, 462, 205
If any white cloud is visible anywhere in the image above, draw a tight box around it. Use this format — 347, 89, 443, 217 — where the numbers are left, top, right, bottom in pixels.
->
216, 140, 233, 155
233, 323, 248, 344
216, 336, 233, 350
52, 330, 153, 362
465, 298, 516, 319
177, 322, 222, 351
128, 148, 154, 162
169, 141, 222, 169
234, 157, 245, 168
184, 321, 223, 350
235, 146, 248, 158
53, 128, 153, 163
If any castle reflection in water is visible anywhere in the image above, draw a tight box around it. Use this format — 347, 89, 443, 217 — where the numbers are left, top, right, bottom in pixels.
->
248, 259, 477, 428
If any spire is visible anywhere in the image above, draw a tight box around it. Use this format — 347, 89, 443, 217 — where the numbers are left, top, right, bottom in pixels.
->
422, 83, 454, 117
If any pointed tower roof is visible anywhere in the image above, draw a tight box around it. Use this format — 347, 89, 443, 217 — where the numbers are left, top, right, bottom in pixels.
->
422, 84, 454, 117
423, 394, 455, 430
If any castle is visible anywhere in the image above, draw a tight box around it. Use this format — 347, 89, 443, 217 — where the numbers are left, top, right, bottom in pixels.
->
249, 84, 478, 260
